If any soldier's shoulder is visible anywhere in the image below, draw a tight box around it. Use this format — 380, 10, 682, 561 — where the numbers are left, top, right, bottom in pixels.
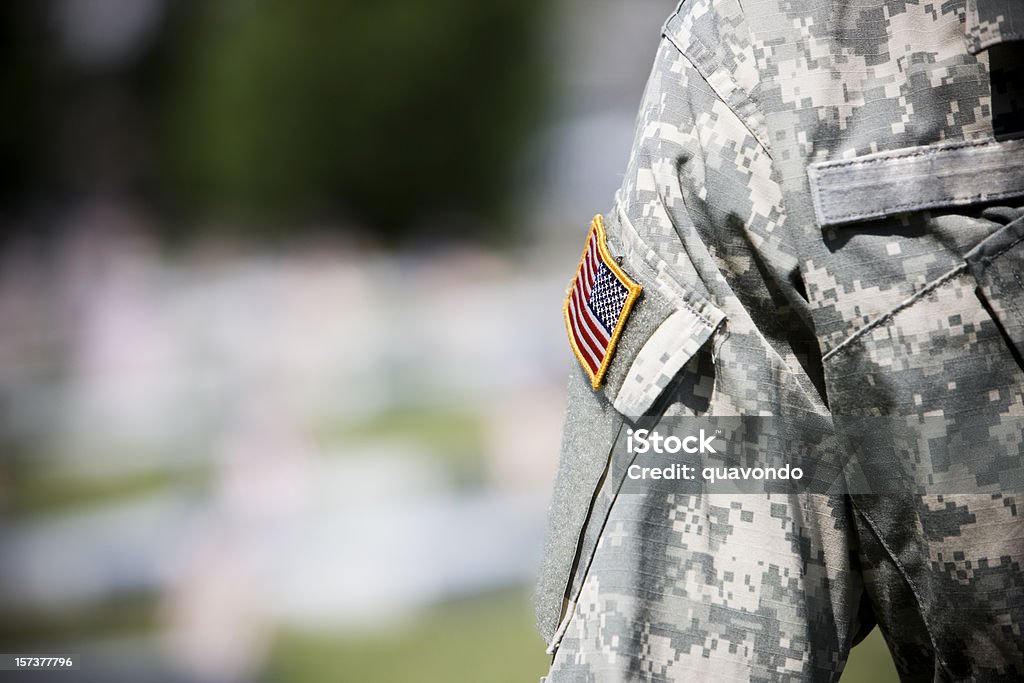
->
660, 0, 767, 149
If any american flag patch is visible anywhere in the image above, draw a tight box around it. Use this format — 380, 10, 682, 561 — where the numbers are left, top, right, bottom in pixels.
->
564, 215, 642, 389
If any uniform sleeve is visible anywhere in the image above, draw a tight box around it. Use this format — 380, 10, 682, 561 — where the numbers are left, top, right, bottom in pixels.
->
537, 14, 856, 682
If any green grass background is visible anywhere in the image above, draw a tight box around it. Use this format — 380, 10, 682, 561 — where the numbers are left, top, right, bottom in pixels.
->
267, 590, 900, 682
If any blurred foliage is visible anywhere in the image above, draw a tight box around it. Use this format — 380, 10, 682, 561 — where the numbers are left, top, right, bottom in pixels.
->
159, 0, 550, 241
0, 0, 550, 243
267, 589, 898, 683
268, 589, 549, 683
4, 462, 211, 520
845, 628, 900, 682
0, 6, 43, 214
0, 593, 156, 649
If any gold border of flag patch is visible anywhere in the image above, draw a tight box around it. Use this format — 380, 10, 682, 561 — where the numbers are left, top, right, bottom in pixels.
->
563, 215, 642, 390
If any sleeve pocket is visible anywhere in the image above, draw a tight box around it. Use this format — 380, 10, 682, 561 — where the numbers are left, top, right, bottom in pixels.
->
535, 210, 726, 646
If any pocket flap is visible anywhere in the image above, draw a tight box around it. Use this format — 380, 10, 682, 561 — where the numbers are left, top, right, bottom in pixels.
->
807, 138, 1024, 227
611, 307, 723, 420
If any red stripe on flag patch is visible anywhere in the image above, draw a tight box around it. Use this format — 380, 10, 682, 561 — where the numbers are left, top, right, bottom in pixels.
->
563, 215, 642, 389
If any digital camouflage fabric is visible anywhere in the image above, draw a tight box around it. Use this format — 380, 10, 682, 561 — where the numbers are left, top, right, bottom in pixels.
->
536, 0, 1024, 681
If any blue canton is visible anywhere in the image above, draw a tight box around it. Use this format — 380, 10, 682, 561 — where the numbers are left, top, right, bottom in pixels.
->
588, 263, 629, 333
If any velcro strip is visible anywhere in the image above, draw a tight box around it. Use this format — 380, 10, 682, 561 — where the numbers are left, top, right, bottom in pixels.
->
808, 138, 1024, 227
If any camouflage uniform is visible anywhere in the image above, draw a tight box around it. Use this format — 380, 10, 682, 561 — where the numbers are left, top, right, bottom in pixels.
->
536, 1, 1024, 681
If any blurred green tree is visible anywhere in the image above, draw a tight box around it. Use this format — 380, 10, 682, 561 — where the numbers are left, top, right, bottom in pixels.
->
0, 6, 44, 220
161, 0, 550, 241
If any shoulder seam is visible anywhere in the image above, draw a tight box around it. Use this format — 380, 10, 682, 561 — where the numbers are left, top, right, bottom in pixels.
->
661, 7, 771, 157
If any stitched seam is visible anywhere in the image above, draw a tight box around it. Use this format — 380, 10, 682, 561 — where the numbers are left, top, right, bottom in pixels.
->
661, 16, 772, 160
819, 187, 1024, 223
811, 137, 1022, 171
978, 232, 1024, 265
662, 1, 685, 30
822, 263, 969, 362
979, 232, 1024, 336
685, 28, 772, 154
995, 268, 1024, 335
547, 418, 626, 655
851, 505, 952, 678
